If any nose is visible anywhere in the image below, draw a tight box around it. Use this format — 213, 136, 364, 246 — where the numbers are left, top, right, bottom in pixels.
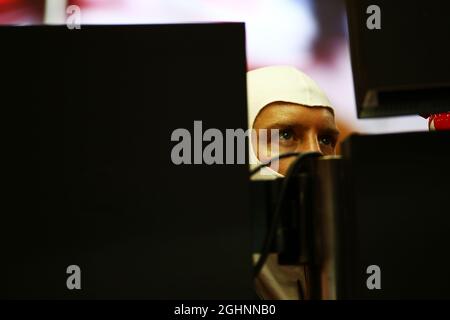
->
298, 134, 323, 155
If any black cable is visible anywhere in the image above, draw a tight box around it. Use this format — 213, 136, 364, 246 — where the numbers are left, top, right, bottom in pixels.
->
253, 151, 322, 278
250, 152, 300, 177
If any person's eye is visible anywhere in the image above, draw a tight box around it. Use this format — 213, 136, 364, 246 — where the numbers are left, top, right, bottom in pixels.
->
279, 128, 294, 141
319, 135, 334, 146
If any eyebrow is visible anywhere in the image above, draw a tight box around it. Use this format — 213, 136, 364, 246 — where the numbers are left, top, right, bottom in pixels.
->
263, 121, 304, 130
261, 122, 340, 136
320, 127, 340, 136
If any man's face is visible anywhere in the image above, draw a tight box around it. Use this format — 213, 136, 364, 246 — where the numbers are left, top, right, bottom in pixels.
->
252, 102, 340, 176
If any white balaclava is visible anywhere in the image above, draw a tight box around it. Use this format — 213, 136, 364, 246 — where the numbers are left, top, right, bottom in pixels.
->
247, 65, 334, 178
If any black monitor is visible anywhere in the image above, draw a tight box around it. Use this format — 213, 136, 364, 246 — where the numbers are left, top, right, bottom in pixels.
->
311, 131, 450, 299
0, 24, 253, 299
346, 0, 450, 118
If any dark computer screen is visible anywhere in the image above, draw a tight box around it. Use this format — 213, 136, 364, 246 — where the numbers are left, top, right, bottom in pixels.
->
0, 24, 253, 299
346, 0, 450, 118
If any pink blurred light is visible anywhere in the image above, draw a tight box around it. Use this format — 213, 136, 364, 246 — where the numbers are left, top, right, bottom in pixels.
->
0, 0, 44, 24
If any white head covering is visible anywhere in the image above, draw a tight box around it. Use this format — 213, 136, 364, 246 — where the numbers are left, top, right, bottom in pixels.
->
247, 65, 334, 178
